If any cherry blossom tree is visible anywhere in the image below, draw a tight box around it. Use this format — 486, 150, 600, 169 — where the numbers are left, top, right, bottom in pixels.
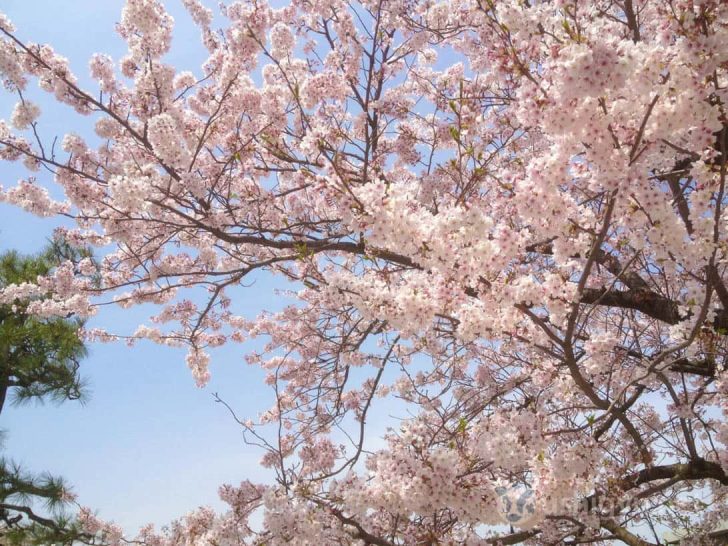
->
1, 0, 728, 543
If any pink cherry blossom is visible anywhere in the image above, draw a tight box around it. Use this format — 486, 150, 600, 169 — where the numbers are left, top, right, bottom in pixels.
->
1, 0, 728, 543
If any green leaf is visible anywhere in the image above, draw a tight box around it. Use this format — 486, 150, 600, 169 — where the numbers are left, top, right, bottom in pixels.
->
293, 241, 312, 260
457, 417, 468, 434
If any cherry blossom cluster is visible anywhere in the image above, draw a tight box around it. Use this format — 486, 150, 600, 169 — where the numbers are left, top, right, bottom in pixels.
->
1, 0, 728, 544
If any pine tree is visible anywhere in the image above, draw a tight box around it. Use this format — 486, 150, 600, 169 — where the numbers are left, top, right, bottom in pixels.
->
0, 244, 94, 545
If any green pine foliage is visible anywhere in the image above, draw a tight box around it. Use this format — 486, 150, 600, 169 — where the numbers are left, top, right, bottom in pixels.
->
0, 245, 88, 413
0, 459, 92, 545
0, 244, 97, 545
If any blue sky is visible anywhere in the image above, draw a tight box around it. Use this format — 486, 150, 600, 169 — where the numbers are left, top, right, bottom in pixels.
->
0, 0, 283, 532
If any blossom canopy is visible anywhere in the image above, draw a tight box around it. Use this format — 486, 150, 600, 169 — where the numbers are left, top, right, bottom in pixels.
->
1, 0, 728, 544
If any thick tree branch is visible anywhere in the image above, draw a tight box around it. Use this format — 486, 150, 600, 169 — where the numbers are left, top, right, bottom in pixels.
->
669, 357, 717, 377
601, 519, 655, 546
623, 459, 728, 488
580, 287, 682, 324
